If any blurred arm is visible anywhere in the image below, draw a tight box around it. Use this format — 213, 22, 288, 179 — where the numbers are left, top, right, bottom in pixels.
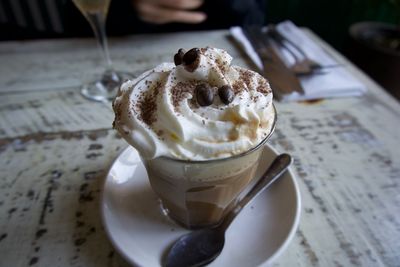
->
131, 0, 206, 24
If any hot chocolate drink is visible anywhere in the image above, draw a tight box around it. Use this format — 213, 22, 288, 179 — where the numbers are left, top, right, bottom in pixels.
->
113, 47, 275, 228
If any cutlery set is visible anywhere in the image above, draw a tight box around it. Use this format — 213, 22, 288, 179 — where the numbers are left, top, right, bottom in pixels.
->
243, 26, 305, 97
243, 25, 338, 98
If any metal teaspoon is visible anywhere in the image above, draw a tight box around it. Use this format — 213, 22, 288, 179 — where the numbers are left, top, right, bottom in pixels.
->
164, 153, 293, 267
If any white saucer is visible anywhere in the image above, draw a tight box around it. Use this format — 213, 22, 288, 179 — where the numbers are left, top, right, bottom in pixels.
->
101, 144, 301, 267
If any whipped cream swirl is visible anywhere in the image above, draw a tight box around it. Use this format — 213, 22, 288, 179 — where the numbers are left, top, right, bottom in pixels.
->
113, 47, 275, 160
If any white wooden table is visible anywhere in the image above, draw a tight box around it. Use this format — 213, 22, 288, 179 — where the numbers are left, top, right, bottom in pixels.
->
0, 30, 399, 267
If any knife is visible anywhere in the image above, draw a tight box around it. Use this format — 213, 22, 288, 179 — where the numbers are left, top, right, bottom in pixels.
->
242, 26, 305, 97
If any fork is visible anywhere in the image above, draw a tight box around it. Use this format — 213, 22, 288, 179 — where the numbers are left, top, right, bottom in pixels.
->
267, 25, 322, 75
243, 26, 305, 95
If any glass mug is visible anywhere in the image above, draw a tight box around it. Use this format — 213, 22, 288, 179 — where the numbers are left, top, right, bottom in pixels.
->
143, 105, 277, 229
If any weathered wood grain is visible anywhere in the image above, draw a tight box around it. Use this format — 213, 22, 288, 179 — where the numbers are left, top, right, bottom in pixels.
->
270, 97, 400, 267
0, 31, 243, 93
0, 129, 129, 267
0, 88, 113, 138
0, 29, 399, 267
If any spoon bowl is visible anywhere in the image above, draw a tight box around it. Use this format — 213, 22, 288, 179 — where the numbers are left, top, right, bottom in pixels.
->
165, 229, 224, 267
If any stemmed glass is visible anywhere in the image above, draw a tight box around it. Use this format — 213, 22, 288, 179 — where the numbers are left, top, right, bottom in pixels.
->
72, 0, 132, 102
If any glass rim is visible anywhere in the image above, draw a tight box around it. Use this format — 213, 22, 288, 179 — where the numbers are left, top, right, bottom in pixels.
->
157, 103, 277, 164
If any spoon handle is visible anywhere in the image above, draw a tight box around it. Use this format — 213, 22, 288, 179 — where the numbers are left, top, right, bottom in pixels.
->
219, 153, 292, 231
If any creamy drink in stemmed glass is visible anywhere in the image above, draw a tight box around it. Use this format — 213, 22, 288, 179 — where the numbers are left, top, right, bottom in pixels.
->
72, 0, 132, 102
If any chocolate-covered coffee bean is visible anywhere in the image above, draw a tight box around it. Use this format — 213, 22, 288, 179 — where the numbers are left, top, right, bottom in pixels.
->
195, 84, 214, 106
183, 48, 201, 72
174, 48, 185, 66
218, 85, 234, 104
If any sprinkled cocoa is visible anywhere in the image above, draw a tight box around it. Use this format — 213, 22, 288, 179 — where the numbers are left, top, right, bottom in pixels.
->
232, 80, 245, 94
156, 130, 164, 137
215, 57, 227, 73
135, 82, 162, 126
256, 78, 272, 95
171, 82, 196, 112
239, 69, 254, 89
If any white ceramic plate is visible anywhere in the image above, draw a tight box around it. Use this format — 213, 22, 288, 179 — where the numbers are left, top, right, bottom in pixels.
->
101, 144, 301, 267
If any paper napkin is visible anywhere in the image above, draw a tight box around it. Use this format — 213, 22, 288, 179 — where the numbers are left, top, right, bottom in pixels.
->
230, 21, 367, 101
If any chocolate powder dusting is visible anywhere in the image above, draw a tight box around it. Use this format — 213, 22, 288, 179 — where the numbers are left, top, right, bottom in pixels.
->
171, 81, 196, 112
112, 94, 126, 129
135, 82, 162, 126
200, 47, 208, 53
235, 69, 271, 96
232, 80, 245, 94
156, 130, 164, 137
239, 69, 254, 90
256, 78, 272, 95
215, 57, 227, 73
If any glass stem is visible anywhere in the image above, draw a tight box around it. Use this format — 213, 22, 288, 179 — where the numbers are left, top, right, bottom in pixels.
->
86, 12, 113, 71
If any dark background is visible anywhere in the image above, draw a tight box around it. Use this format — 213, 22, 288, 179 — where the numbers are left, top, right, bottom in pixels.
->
265, 0, 399, 51
1, 0, 399, 98
1, 0, 399, 52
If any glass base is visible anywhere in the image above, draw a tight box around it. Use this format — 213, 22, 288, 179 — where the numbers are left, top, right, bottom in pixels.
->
158, 198, 223, 230
159, 199, 171, 217
81, 70, 134, 102
158, 199, 189, 228
158, 199, 192, 229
